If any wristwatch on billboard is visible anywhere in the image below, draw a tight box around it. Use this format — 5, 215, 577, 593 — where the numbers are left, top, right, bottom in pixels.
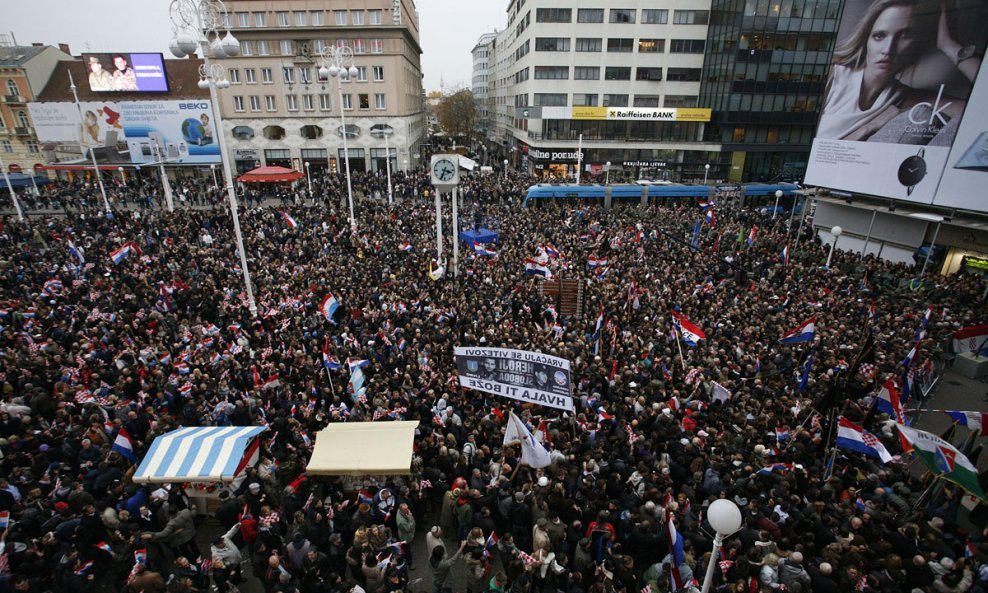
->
956, 44, 977, 65
897, 147, 926, 196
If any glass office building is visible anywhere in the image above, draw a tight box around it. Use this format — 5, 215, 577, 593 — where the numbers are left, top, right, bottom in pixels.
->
699, 0, 842, 181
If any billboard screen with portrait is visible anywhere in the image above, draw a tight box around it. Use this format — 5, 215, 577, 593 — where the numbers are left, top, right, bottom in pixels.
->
932, 57, 988, 209
453, 347, 574, 411
82, 53, 169, 93
805, 0, 988, 206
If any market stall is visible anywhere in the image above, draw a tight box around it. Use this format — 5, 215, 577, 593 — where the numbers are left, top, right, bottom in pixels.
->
306, 421, 418, 476
133, 425, 268, 492
236, 165, 304, 183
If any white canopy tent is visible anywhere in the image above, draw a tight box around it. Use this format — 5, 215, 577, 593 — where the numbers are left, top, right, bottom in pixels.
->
133, 426, 268, 484
306, 421, 419, 476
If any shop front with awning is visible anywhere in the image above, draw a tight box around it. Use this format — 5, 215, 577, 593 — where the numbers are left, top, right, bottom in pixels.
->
306, 421, 418, 477
134, 426, 268, 493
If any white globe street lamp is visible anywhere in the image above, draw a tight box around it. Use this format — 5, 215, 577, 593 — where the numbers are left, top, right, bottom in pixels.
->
703, 163, 710, 185
699, 499, 743, 593
318, 46, 359, 230
825, 225, 843, 268
773, 189, 783, 220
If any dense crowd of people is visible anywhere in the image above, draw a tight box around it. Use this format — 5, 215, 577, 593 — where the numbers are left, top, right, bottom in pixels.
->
0, 168, 985, 593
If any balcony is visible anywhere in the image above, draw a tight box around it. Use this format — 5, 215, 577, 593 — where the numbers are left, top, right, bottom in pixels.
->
13, 126, 31, 136
3, 95, 25, 104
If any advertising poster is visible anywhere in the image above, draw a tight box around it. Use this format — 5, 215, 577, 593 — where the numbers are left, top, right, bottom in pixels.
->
933, 57, 988, 210
28, 101, 124, 147
805, 0, 988, 204
453, 346, 574, 411
119, 100, 220, 165
82, 53, 169, 93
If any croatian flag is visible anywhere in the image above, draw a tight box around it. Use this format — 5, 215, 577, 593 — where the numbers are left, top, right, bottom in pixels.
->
901, 341, 920, 368
780, 317, 816, 343
203, 323, 220, 336
875, 378, 906, 424
836, 417, 893, 463
473, 242, 497, 257
705, 209, 715, 227
0, 511, 9, 529
592, 307, 605, 355
260, 375, 280, 390
95, 542, 113, 554
587, 257, 608, 268
545, 243, 560, 259
347, 358, 370, 372
671, 310, 706, 347
67, 240, 86, 265
781, 244, 790, 266
321, 293, 340, 322
398, 241, 413, 252
746, 226, 757, 246
280, 211, 298, 229
756, 462, 793, 475
111, 427, 138, 462
109, 242, 138, 265
525, 258, 552, 279
944, 411, 988, 432
665, 510, 685, 591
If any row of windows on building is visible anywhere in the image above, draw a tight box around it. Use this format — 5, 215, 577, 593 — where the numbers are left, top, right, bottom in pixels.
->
238, 38, 385, 57
227, 65, 386, 85
230, 93, 386, 113
532, 37, 705, 53
515, 65, 691, 83
534, 8, 708, 25
516, 37, 704, 59
0, 109, 31, 129
227, 9, 388, 28
0, 140, 40, 153
513, 92, 700, 108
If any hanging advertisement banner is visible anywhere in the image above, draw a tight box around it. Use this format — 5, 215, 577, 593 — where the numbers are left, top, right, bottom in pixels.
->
804, 0, 988, 208
119, 100, 220, 165
453, 346, 574, 411
933, 57, 988, 210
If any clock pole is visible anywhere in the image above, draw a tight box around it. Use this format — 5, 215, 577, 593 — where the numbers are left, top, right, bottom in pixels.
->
430, 155, 461, 279
452, 185, 459, 277
435, 189, 444, 262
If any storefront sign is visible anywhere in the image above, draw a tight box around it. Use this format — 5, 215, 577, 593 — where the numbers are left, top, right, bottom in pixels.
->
529, 148, 584, 162
235, 149, 259, 160
544, 106, 712, 122
623, 161, 666, 168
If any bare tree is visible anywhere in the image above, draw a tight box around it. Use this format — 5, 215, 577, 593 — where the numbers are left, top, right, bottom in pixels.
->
436, 89, 477, 140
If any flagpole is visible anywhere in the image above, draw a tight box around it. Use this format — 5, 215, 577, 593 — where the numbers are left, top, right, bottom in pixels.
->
325, 366, 336, 398
674, 328, 687, 371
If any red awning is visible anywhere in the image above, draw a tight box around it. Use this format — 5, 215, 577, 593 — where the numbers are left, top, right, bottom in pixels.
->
236, 165, 304, 183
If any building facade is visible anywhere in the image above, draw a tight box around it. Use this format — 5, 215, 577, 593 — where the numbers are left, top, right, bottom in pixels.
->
471, 32, 497, 139
214, 0, 425, 175
489, 0, 721, 180
699, 0, 842, 182
0, 42, 73, 174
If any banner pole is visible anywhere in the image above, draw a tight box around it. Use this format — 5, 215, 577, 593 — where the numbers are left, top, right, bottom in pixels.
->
674, 328, 687, 371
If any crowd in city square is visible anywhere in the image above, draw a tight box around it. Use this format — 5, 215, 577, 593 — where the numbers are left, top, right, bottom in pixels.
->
0, 168, 985, 593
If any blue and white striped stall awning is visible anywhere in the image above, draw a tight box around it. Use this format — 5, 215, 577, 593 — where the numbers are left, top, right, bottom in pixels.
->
134, 426, 268, 484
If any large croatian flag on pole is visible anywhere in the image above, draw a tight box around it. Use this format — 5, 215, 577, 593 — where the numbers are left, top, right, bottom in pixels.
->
670, 310, 706, 347
779, 317, 816, 343
836, 417, 893, 463
321, 293, 340, 322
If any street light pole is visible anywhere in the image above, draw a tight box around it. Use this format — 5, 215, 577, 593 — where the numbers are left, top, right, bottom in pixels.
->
773, 189, 782, 220
699, 500, 742, 593
68, 70, 111, 217
825, 225, 842, 269
304, 161, 312, 193
371, 127, 394, 206
605, 161, 611, 185
150, 140, 175, 212
503, 158, 508, 180
210, 163, 218, 190
170, 0, 257, 317
318, 46, 359, 230
703, 163, 710, 185
575, 133, 583, 184
0, 153, 25, 222
118, 166, 126, 187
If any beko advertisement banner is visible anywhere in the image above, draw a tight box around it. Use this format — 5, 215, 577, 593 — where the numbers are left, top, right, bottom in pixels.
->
804, 0, 988, 211
28, 100, 220, 165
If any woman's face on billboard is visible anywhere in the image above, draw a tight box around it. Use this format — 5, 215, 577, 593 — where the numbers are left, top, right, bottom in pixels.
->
866, 5, 917, 80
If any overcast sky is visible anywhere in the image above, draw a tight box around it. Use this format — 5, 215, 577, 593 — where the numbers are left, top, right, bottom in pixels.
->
5, 0, 506, 94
